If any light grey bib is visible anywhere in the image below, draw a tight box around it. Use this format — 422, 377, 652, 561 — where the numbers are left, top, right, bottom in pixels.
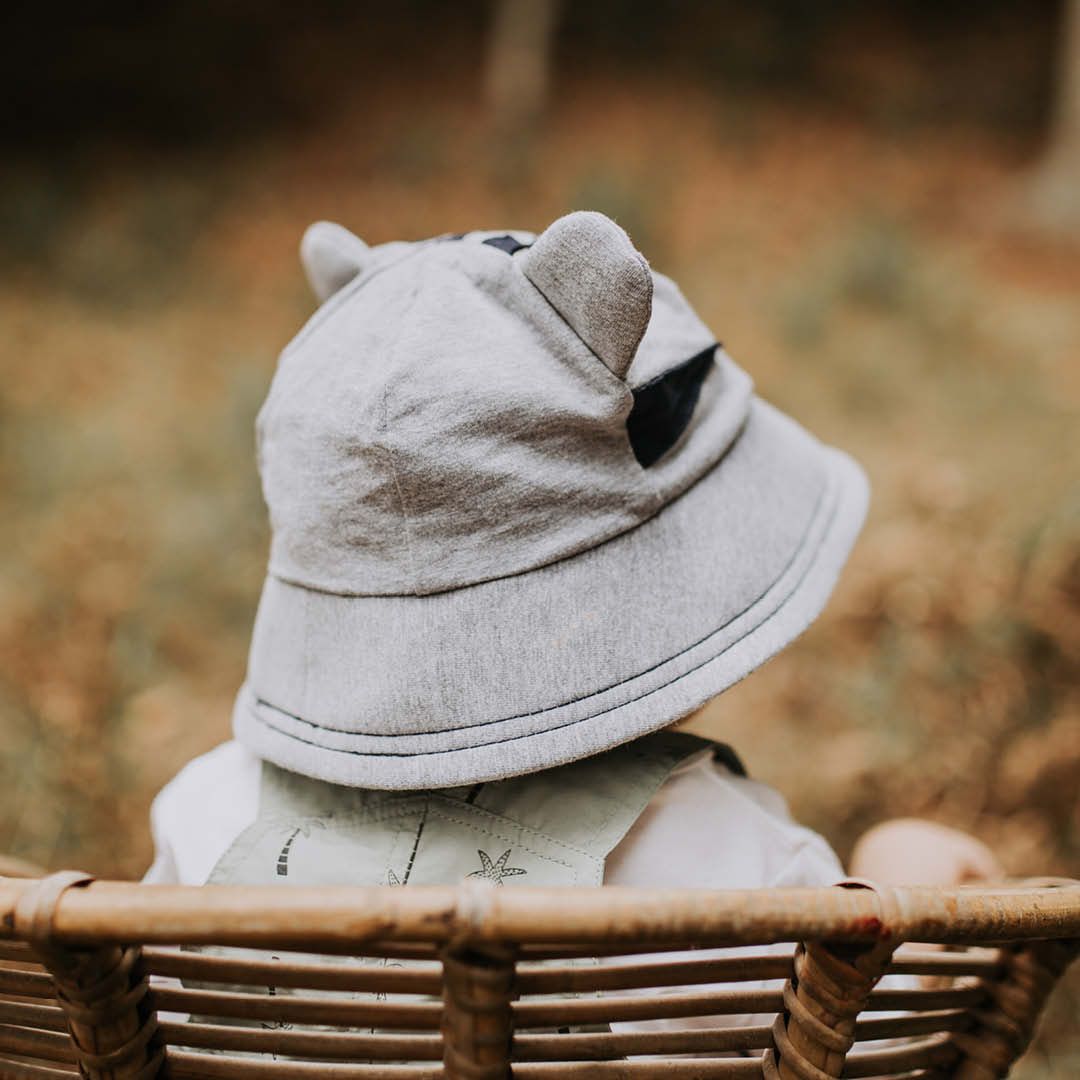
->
209, 731, 731, 890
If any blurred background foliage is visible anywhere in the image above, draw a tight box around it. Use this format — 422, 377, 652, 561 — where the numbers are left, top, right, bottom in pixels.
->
0, 1, 1078, 1073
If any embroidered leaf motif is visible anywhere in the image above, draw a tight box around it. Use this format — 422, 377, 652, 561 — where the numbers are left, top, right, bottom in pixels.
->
469, 848, 527, 886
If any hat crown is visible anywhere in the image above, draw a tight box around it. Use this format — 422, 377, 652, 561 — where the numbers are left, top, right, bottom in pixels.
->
257, 215, 749, 597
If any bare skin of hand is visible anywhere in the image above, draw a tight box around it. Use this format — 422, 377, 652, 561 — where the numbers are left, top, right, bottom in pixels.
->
849, 819, 1005, 983
849, 817, 1004, 887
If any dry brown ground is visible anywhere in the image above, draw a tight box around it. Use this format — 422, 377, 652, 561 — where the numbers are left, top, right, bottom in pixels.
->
0, 72, 1077, 1074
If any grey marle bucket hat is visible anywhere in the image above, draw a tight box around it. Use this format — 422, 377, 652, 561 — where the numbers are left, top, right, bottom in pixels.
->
234, 211, 868, 789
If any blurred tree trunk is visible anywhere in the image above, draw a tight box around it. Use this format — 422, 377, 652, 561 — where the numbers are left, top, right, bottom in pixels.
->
485, 0, 561, 134
1026, 0, 1080, 233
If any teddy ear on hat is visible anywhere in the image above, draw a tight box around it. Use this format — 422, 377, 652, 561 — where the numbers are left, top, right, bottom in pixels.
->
300, 221, 370, 303
520, 211, 653, 380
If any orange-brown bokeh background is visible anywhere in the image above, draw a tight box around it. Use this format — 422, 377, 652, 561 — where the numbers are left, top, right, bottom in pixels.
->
1, 3, 1077, 1073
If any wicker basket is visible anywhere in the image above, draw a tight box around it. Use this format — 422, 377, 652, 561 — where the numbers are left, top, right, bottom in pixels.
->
0, 873, 1075, 1079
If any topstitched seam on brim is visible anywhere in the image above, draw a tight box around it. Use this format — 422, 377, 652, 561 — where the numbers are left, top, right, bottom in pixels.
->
248, 464, 842, 753
251, 484, 836, 761
255, 474, 832, 739
284, 243, 430, 358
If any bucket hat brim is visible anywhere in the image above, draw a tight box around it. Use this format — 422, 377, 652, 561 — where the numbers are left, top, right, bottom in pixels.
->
234, 397, 868, 790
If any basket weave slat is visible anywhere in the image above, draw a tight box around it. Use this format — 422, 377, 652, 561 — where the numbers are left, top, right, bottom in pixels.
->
512, 983, 986, 1029
0, 945, 36, 963
851, 1008, 971, 1042
0, 1053, 78, 1079
519, 943, 729, 959
0, 1024, 77, 1066
496, 1061, 764, 1078
0, 1001, 67, 1033
153, 942, 704, 961
145, 947, 794, 995
861, 985, 986, 1012
150, 942, 722, 962
163, 1052, 443, 1079
517, 1025, 774, 1059
149, 987, 442, 1029
841, 1032, 958, 1076
158, 1021, 443, 1060
162, 1055, 770, 1080
142, 949, 443, 995
515, 987, 782, 1026
514, 949, 999, 995
0, 876, 1072, 1079
515, 953, 794, 993
886, 950, 1001, 977
0, 969, 55, 1000
156, 941, 443, 961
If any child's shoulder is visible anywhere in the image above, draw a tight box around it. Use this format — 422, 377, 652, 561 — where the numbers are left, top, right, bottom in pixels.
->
606, 750, 844, 890
148, 741, 262, 885
154, 740, 260, 809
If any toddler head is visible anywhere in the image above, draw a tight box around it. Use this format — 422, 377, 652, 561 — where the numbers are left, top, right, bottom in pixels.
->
235, 212, 867, 789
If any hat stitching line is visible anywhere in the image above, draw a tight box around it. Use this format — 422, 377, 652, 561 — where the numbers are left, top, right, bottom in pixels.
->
455, 732, 701, 855
281, 243, 669, 594
248, 469, 837, 750
378, 281, 425, 585
441, 831, 583, 884
517, 257, 630, 390
252, 508, 824, 762
265, 384, 753, 601
285, 243, 431, 359
515, 252, 664, 517
429, 800, 591, 866
255, 470, 832, 738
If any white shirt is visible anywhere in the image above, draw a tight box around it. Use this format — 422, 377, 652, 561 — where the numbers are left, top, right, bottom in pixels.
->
145, 741, 853, 1040
145, 740, 844, 890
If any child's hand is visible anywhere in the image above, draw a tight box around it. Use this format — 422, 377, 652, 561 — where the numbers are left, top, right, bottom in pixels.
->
849, 817, 1003, 886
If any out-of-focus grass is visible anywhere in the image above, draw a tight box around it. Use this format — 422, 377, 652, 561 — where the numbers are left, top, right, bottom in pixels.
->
0, 72, 1077, 1071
